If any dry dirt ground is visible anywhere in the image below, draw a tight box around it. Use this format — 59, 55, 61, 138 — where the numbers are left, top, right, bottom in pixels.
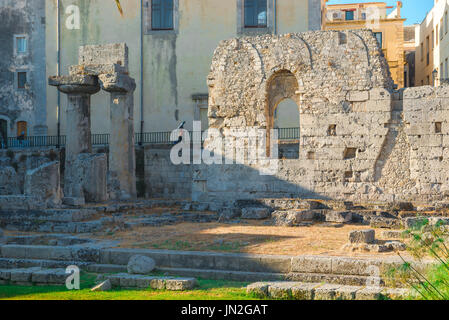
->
96, 221, 407, 257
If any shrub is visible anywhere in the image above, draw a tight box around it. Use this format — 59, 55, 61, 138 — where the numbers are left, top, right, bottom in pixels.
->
387, 218, 449, 300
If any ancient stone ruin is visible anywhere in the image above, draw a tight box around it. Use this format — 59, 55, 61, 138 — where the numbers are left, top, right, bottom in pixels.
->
0, 33, 448, 300
193, 30, 449, 209
49, 43, 137, 204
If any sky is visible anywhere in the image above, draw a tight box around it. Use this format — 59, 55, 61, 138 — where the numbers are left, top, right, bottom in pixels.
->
326, 0, 435, 25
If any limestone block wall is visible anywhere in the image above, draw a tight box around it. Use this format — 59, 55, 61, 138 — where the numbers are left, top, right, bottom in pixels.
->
188, 30, 449, 205
402, 86, 449, 202
144, 145, 192, 200
0, 148, 61, 195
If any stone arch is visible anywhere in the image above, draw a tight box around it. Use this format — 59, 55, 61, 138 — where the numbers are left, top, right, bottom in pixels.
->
347, 31, 370, 66
273, 98, 300, 129
262, 35, 312, 80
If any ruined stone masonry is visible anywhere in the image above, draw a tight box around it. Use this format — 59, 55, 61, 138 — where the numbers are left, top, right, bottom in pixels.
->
193, 30, 449, 207
49, 43, 137, 203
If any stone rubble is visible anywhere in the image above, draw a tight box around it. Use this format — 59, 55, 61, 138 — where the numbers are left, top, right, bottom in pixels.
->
348, 229, 375, 244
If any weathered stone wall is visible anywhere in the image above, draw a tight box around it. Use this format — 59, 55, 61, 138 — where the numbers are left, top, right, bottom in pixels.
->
144, 145, 192, 200
0, 0, 47, 136
187, 30, 449, 206
402, 86, 449, 201
0, 148, 61, 195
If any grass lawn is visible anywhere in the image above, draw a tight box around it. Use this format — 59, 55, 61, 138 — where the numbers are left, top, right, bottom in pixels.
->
0, 273, 262, 300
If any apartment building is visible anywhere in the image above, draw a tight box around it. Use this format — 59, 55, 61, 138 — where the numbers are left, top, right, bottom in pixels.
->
415, 0, 449, 87
323, 1, 406, 88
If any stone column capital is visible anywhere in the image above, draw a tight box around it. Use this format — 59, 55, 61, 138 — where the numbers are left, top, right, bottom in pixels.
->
99, 73, 136, 93
48, 75, 100, 95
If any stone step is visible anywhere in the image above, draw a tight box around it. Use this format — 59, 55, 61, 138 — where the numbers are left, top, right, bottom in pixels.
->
97, 273, 197, 291
0, 245, 433, 285
86, 263, 127, 273
0, 209, 98, 222
5, 234, 93, 246
246, 281, 409, 300
0, 267, 68, 286
0, 257, 93, 270
0, 265, 197, 291
0, 260, 392, 287
0, 220, 107, 233
0, 245, 101, 262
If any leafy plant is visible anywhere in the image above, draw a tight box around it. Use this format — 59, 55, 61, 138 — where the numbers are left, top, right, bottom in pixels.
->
387, 218, 449, 300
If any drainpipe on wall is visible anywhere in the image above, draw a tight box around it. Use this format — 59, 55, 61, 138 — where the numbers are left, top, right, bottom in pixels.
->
273, 0, 277, 35
56, 0, 61, 148
139, 0, 144, 146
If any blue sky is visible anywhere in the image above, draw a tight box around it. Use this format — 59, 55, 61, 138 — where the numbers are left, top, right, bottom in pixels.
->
326, 0, 435, 25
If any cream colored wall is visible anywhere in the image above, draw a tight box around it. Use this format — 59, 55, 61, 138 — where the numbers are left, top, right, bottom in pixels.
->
277, 0, 309, 34
415, 0, 449, 86
46, 0, 311, 136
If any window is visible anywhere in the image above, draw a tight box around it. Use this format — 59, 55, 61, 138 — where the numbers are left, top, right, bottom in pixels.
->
374, 32, 383, 48
14, 35, 28, 55
16, 121, 27, 137
345, 10, 354, 21
441, 18, 444, 39
151, 0, 174, 30
421, 42, 424, 61
444, 11, 448, 33
426, 36, 430, 66
361, 12, 366, 20
437, 25, 439, 45
432, 31, 434, 49
441, 63, 444, 79
17, 72, 27, 89
244, 0, 267, 28
444, 58, 448, 79
0, 119, 7, 149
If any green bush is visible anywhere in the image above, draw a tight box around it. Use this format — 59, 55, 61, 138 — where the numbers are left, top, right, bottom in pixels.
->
387, 218, 449, 300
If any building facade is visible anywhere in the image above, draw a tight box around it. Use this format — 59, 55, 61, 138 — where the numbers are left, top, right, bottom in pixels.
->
323, 1, 406, 89
403, 24, 417, 87
0, 0, 47, 145
45, 0, 324, 138
415, 0, 449, 87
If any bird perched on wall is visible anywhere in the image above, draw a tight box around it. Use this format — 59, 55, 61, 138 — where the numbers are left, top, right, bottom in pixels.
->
115, 0, 124, 17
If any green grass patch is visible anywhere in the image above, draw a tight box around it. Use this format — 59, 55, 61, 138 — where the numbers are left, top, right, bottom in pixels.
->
0, 273, 263, 301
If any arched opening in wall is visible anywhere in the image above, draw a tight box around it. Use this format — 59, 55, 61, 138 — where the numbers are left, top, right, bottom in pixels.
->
0, 119, 7, 149
274, 98, 300, 159
266, 70, 301, 158
274, 98, 300, 129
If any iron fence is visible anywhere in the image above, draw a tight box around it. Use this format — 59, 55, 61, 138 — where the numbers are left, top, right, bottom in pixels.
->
1, 128, 300, 149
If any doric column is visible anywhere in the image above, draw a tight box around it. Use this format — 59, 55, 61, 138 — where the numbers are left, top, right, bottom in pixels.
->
99, 73, 137, 200
49, 75, 100, 201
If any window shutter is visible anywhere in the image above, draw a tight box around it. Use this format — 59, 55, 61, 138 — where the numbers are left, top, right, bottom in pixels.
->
257, 0, 267, 26
244, 0, 256, 27
152, 0, 162, 29
163, 0, 174, 29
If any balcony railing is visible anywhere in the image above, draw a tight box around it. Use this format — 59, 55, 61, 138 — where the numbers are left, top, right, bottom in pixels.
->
0, 128, 300, 149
